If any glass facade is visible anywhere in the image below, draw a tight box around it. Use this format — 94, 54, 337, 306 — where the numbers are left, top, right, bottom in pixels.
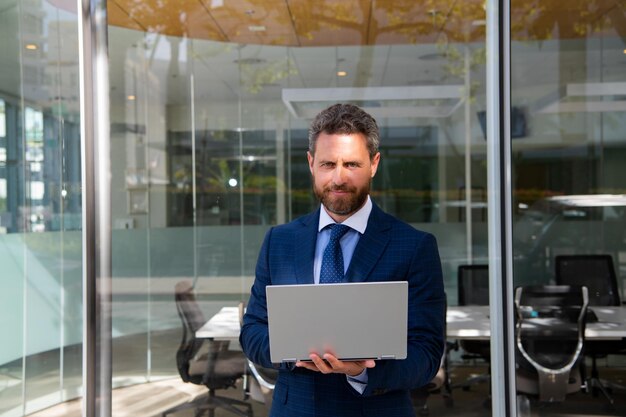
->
510, 3, 626, 413
0, 0, 625, 416
105, 15, 489, 390
511, 2, 626, 290
0, 0, 82, 415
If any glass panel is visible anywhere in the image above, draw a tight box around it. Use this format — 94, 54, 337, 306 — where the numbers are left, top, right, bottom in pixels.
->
0, 5, 25, 409
512, 0, 626, 414
106, 1, 491, 415
0, 0, 82, 415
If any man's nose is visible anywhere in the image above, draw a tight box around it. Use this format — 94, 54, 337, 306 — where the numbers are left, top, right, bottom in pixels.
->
332, 165, 347, 184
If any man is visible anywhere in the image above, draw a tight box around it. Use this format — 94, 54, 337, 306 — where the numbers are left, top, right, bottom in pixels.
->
240, 103, 445, 417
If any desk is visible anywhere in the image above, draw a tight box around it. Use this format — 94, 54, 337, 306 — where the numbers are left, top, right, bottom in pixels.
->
197, 305, 626, 341
196, 306, 240, 339
447, 305, 626, 341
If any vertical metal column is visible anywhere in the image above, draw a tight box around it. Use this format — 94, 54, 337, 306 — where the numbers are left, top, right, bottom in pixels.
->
78, 0, 111, 416
486, 0, 517, 415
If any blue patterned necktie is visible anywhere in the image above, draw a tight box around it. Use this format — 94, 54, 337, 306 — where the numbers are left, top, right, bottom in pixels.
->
320, 224, 351, 284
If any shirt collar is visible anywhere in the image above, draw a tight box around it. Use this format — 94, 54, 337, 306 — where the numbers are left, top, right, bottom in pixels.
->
318, 195, 372, 234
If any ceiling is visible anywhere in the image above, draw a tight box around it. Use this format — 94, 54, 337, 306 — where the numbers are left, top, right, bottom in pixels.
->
2, 0, 625, 136
107, 0, 625, 46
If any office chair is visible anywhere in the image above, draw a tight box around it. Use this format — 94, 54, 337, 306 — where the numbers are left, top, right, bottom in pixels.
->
238, 303, 279, 410
163, 281, 253, 417
245, 362, 278, 409
555, 254, 620, 307
411, 355, 453, 416
455, 265, 491, 391
555, 254, 626, 404
514, 285, 588, 404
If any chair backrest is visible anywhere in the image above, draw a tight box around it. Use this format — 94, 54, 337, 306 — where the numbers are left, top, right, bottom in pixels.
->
174, 280, 207, 382
514, 285, 588, 402
458, 265, 489, 306
555, 254, 620, 306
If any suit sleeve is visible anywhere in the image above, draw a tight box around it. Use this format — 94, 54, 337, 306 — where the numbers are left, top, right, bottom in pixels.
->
239, 228, 291, 370
362, 232, 446, 396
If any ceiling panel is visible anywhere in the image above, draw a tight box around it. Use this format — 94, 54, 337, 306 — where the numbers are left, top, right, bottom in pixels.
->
106, 0, 621, 45
203, 0, 299, 45
110, 0, 225, 41
370, 0, 439, 45
287, 0, 372, 46
108, 1, 144, 32
511, 0, 619, 41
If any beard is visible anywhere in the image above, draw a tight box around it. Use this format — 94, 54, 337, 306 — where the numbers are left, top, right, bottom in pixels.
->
313, 181, 370, 217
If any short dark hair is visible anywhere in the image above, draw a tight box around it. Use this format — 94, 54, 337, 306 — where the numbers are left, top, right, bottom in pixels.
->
308, 103, 379, 159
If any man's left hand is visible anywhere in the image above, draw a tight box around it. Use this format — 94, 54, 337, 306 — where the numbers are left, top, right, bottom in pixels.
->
295, 353, 376, 376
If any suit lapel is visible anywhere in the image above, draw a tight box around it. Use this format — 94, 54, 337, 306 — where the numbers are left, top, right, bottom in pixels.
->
294, 209, 319, 284
346, 203, 391, 282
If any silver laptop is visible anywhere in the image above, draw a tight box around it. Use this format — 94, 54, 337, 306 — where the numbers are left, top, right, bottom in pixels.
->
266, 281, 408, 363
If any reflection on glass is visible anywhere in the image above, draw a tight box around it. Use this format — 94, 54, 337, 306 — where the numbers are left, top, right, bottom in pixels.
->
0, 0, 82, 414
107, 4, 489, 413
511, 1, 626, 414
7, 0, 493, 414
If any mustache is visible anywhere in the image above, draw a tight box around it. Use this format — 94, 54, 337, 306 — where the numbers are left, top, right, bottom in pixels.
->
324, 184, 355, 193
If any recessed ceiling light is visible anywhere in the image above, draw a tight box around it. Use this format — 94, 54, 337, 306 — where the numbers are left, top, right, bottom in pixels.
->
623, 49, 626, 55
127, 95, 136, 101
337, 71, 347, 77
25, 44, 37, 50
248, 25, 266, 32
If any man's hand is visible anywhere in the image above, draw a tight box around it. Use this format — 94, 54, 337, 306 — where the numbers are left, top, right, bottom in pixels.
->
295, 353, 376, 376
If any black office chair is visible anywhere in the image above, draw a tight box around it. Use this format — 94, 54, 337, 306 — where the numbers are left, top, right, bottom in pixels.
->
458, 265, 490, 307
163, 281, 253, 417
455, 265, 491, 391
555, 254, 626, 404
411, 355, 453, 416
555, 254, 620, 307
514, 285, 588, 404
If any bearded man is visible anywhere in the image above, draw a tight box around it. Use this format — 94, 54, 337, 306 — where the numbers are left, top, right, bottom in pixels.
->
240, 103, 445, 417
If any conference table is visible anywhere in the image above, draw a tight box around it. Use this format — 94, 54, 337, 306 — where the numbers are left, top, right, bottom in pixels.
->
196, 306, 241, 339
197, 305, 626, 341
446, 305, 626, 341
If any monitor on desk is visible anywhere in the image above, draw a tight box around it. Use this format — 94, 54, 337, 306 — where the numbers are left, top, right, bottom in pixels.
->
266, 281, 408, 363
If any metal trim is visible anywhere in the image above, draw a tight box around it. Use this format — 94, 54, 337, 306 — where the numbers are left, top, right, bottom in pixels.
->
486, 0, 517, 415
78, 0, 111, 416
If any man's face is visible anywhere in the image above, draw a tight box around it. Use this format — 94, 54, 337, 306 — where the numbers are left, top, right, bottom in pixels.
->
307, 132, 380, 222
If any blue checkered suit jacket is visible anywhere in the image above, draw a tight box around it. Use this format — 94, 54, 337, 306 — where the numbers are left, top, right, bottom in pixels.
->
240, 202, 446, 417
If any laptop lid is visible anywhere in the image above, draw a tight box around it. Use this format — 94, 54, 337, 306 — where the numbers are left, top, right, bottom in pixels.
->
266, 281, 408, 363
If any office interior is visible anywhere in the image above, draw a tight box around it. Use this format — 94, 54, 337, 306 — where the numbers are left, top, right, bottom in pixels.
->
1, 0, 625, 416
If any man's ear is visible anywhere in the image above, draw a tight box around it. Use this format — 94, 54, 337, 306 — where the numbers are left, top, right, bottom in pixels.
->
370, 152, 381, 178
307, 151, 315, 175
